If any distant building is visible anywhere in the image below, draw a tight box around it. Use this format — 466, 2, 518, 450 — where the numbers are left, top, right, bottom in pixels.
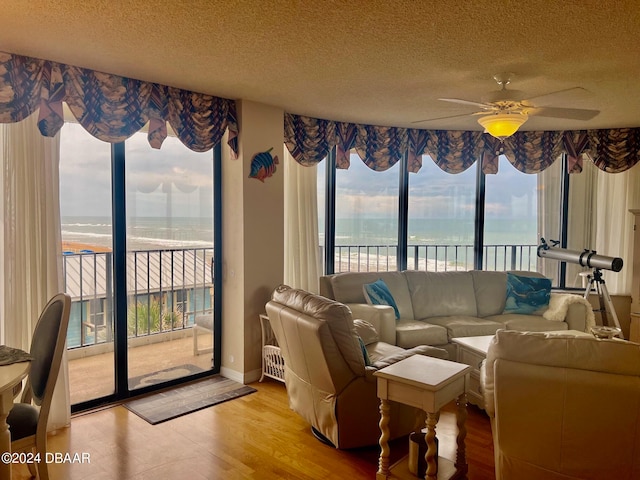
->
63, 249, 214, 348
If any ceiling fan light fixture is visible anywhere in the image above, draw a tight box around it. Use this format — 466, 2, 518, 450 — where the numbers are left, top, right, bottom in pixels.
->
477, 113, 528, 140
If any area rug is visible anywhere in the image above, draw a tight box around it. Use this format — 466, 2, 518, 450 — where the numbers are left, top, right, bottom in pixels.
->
124, 375, 257, 425
128, 364, 206, 390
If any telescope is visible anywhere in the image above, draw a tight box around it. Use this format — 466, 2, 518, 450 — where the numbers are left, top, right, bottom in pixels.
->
537, 238, 624, 338
537, 238, 623, 272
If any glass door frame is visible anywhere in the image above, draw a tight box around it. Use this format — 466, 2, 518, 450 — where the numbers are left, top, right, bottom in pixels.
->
71, 143, 223, 413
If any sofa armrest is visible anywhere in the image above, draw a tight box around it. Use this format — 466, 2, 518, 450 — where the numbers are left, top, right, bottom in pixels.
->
348, 303, 397, 344
544, 293, 593, 332
370, 345, 449, 370
564, 302, 589, 331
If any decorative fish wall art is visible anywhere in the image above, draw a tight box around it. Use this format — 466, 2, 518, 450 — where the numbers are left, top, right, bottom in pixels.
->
249, 147, 279, 182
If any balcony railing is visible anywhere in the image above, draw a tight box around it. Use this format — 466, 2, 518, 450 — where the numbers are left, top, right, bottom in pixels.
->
332, 243, 538, 273
63, 243, 536, 348
63, 247, 214, 349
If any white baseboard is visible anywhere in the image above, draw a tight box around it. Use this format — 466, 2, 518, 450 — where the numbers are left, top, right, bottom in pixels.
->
220, 366, 261, 385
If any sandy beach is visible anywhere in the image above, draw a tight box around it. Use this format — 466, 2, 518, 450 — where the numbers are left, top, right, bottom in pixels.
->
62, 241, 112, 253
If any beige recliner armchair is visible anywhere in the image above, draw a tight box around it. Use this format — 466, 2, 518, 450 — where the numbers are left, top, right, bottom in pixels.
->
482, 330, 640, 480
266, 285, 448, 449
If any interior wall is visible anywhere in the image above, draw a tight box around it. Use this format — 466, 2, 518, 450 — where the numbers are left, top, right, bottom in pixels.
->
221, 100, 284, 383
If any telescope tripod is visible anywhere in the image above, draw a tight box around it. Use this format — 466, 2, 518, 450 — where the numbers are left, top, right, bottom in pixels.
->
583, 268, 624, 338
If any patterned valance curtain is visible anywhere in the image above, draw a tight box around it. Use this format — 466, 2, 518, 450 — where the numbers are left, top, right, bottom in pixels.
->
284, 112, 640, 175
0, 52, 239, 155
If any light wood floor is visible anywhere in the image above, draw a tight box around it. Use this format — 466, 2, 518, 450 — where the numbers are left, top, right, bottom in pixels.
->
12, 379, 495, 480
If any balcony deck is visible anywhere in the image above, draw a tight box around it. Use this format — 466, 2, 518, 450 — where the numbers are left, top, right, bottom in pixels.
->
68, 330, 213, 405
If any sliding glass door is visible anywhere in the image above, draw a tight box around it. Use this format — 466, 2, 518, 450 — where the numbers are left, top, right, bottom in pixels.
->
60, 123, 116, 405
124, 131, 215, 391
60, 123, 221, 410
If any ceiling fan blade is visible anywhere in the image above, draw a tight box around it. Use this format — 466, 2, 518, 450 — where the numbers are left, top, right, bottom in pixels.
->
521, 87, 592, 105
439, 98, 491, 109
527, 106, 600, 121
411, 112, 474, 124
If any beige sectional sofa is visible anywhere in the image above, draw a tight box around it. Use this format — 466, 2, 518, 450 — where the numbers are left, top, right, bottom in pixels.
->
320, 270, 592, 357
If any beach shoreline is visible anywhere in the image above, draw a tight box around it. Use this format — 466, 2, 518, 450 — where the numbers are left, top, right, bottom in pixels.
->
62, 241, 112, 253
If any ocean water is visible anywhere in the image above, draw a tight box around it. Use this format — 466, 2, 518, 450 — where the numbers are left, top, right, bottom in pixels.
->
61, 216, 214, 251
327, 217, 539, 271
63, 216, 537, 252
328, 217, 538, 246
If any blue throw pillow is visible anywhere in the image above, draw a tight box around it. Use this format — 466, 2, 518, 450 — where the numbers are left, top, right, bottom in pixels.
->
357, 336, 372, 366
363, 279, 400, 319
503, 273, 551, 314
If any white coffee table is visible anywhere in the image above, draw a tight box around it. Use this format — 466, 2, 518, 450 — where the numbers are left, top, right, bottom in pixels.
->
452, 330, 593, 409
374, 354, 471, 480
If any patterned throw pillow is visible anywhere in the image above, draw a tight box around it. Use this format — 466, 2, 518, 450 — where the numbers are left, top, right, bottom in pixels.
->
503, 273, 551, 314
363, 279, 400, 319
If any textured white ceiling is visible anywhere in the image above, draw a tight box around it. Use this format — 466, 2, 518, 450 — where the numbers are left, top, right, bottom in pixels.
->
1, 0, 639, 132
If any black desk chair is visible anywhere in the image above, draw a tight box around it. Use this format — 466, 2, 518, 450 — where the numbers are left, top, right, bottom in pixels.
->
8, 293, 71, 480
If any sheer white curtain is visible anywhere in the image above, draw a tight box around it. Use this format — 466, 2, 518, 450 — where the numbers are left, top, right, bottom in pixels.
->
594, 163, 640, 294
283, 149, 320, 293
0, 113, 70, 430
538, 157, 640, 295
537, 158, 563, 282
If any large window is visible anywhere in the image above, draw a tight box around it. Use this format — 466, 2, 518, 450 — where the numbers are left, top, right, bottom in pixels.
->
483, 156, 539, 271
334, 154, 399, 272
407, 156, 476, 271
318, 148, 586, 287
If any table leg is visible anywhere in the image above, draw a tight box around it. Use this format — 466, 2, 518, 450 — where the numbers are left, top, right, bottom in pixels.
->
424, 411, 438, 480
455, 392, 469, 478
376, 399, 391, 480
0, 392, 13, 480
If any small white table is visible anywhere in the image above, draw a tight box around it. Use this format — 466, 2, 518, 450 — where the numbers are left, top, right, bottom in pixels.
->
0, 360, 30, 479
374, 354, 471, 480
451, 335, 494, 409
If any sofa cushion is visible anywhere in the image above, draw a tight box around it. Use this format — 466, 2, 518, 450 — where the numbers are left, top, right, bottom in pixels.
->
470, 270, 508, 317
395, 320, 449, 348
486, 313, 569, 333
426, 315, 503, 339
504, 273, 551, 314
405, 271, 477, 319
363, 279, 400, 319
329, 271, 414, 319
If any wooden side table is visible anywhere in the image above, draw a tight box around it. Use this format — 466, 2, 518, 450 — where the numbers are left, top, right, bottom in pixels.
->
374, 354, 471, 480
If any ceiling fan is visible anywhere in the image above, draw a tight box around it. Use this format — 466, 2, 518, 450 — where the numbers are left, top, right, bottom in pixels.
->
414, 73, 600, 140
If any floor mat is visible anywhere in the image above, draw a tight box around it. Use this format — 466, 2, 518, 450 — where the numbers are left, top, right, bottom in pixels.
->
128, 364, 206, 390
124, 375, 257, 424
